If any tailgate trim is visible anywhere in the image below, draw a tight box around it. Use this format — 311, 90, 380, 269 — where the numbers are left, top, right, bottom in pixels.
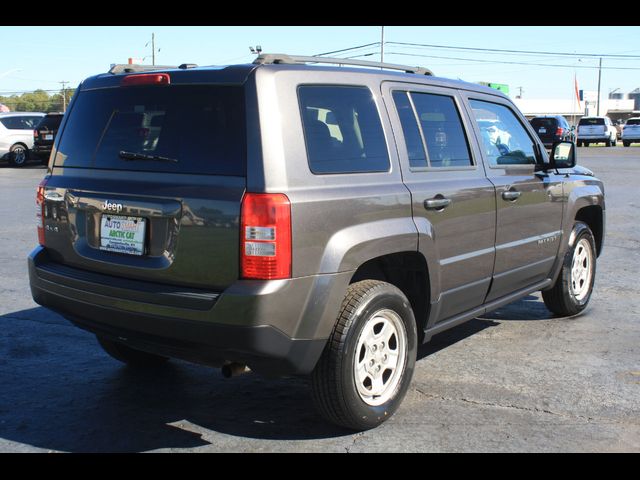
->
34, 255, 220, 311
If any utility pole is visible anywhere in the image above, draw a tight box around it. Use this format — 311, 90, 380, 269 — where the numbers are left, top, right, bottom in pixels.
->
597, 57, 602, 116
380, 26, 385, 65
516, 86, 524, 98
152, 33, 155, 66
59, 81, 69, 112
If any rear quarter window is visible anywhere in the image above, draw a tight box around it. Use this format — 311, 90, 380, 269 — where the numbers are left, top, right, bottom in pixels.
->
298, 85, 390, 174
626, 119, 640, 125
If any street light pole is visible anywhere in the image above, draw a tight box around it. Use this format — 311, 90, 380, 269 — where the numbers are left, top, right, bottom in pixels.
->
60, 81, 68, 112
597, 57, 602, 116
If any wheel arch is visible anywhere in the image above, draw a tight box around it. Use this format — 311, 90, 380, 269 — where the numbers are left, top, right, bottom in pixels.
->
349, 251, 430, 343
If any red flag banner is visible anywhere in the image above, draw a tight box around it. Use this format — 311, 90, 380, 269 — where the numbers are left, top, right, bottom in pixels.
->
575, 75, 581, 110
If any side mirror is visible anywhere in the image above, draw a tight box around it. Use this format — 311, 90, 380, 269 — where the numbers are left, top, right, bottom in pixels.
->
550, 141, 576, 169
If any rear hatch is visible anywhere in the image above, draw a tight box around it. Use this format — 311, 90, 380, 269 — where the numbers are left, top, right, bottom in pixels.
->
41, 71, 249, 290
34, 114, 63, 147
623, 118, 640, 137
578, 117, 606, 137
530, 117, 558, 143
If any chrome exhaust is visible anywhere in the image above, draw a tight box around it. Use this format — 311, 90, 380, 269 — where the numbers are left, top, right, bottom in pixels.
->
221, 362, 250, 378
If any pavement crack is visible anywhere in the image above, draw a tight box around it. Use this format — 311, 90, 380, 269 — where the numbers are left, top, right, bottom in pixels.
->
414, 388, 594, 422
345, 432, 365, 453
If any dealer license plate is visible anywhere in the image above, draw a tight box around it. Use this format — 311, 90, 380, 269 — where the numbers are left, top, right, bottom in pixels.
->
100, 215, 146, 256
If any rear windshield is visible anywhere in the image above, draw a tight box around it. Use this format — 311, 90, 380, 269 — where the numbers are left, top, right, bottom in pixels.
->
579, 118, 605, 126
55, 85, 246, 176
626, 118, 640, 125
37, 115, 63, 130
530, 118, 557, 129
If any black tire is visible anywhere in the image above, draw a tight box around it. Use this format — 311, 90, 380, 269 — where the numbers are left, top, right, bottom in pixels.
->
97, 336, 170, 367
584, 142, 589, 147
577, 141, 583, 147
542, 222, 596, 316
8, 143, 29, 167
311, 280, 417, 430
612, 137, 617, 147
623, 141, 630, 147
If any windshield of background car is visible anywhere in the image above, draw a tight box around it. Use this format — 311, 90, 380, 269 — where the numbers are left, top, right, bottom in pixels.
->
530, 118, 558, 130
626, 119, 640, 125
579, 118, 605, 126
54, 85, 246, 176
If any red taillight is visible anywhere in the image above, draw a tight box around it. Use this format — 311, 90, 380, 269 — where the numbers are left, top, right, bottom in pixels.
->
36, 177, 49, 246
556, 127, 563, 136
121, 73, 170, 87
240, 193, 292, 280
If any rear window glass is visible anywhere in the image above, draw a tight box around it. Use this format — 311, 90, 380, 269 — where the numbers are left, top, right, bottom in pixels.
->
298, 85, 390, 174
579, 118, 605, 126
38, 115, 63, 130
54, 85, 246, 176
626, 118, 640, 125
530, 118, 557, 129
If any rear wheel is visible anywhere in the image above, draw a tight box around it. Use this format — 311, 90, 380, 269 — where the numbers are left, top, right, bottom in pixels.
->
542, 222, 596, 316
623, 141, 630, 147
97, 336, 170, 367
8, 144, 28, 167
311, 280, 417, 430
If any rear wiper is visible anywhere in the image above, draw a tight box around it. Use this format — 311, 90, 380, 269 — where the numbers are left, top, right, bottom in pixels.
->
119, 150, 178, 163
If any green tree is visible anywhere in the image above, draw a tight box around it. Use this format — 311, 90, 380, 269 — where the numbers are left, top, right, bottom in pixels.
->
0, 87, 76, 113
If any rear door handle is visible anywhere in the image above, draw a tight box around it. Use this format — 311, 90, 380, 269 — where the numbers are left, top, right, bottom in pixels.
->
424, 197, 451, 210
502, 190, 521, 201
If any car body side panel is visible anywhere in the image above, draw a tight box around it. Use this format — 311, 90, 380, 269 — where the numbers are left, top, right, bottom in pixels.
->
251, 67, 415, 280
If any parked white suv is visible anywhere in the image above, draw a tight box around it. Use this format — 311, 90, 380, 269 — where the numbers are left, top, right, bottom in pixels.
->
0, 112, 45, 166
577, 116, 618, 147
622, 117, 640, 147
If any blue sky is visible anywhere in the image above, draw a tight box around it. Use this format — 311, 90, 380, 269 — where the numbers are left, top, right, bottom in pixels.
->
1, 26, 639, 101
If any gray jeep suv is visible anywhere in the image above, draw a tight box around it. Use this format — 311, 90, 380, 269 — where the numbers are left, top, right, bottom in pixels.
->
28, 54, 605, 430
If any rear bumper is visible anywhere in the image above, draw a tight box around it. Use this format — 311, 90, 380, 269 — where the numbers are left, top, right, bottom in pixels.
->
28, 246, 352, 376
31, 144, 52, 157
578, 136, 610, 142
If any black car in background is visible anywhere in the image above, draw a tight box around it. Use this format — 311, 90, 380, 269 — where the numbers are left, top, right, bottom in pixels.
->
530, 115, 575, 149
32, 113, 64, 164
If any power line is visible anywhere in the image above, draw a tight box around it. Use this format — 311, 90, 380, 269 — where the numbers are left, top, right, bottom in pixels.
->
386, 41, 640, 59
384, 51, 640, 70
313, 42, 380, 57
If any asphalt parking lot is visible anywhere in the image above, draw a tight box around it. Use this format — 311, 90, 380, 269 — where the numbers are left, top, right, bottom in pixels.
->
0, 147, 638, 452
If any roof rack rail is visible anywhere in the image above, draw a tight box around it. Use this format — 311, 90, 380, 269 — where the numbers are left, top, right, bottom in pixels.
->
252, 53, 433, 76
108, 64, 179, 75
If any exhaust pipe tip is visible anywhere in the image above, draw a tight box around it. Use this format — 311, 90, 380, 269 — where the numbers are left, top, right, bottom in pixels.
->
221, 363, 250, 378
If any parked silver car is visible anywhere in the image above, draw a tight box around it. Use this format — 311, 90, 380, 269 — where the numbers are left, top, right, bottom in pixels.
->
577, 116, 618, 147
622, 117, 640, 147
0, 112, 45, 166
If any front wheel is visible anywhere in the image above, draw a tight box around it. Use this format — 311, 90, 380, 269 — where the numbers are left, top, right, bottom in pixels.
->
8, 144, 28, 167
542, 222, 596, 316
311, 280, 417, 430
